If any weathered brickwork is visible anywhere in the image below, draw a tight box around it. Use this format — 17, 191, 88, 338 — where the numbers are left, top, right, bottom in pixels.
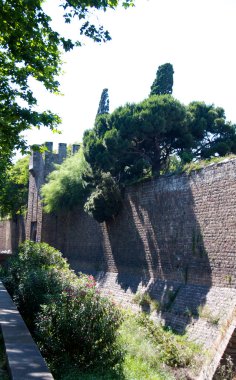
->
24, 147, 236, 379
0, 216, 25, 255
26, 142, 79, 242
34, 156, 236, 290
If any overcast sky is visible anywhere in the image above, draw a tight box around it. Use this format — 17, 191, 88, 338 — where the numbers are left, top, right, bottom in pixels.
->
24, 0, 236, 150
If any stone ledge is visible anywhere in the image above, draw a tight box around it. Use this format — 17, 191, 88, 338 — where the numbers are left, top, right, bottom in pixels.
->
0, 281, 53, 380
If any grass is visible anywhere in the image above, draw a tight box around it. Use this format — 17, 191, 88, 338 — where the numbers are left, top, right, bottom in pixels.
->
161, 154, 236, 176
197, 305, 220, 325
118, 313, 174, 380
133, 291, 160, 312
58, 311, 200, 380
182, 154, 236, 174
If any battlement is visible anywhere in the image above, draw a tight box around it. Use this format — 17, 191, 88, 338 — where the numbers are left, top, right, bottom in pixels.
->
27, 141, 80, 242
29, 142, 80, 178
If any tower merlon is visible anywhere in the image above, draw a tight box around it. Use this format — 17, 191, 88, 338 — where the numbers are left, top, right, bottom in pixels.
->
72, 144, 80, 154
58, 143, 67, 164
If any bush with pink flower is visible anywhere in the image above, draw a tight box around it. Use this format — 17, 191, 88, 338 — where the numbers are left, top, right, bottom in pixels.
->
1, 241, 124, 376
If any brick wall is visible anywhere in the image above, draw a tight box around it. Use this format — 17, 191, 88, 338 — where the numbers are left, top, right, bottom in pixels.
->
0, 216, 25, 254
38, 158, 236, 289
19, 153, 236, 378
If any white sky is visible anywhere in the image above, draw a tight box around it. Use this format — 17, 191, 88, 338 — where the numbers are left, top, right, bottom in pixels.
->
24, 0, 236, 150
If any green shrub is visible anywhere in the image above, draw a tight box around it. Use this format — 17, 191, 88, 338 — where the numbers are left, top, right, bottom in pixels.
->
1, 241, 124, 375
1, 240, 69, 299
41, 148, 90, 213
1, 241, 71, 328
84, 172, 122, 223
15, 268, 68, 329
17, 240, 70, 270
36, 273, 124, 374
0, 156, 29, 219
214, 355, 234, 380
133, 291, 160, 312
136, 313, 199, 368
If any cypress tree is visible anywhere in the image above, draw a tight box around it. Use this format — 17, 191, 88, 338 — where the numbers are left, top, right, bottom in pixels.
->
97, 88, 109, 115
150, 63, 174, 96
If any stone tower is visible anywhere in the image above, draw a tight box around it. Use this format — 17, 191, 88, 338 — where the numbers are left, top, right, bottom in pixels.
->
25, 142, 79, 242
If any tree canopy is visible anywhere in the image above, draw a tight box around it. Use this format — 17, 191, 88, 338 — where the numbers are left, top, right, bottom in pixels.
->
41, 148, 89, 213
184, 102, 236, 162
0, 156, 29, 219
83, 95, 192, 180
39, 61, 236, 223
81, 95, 236, 221
0, 0, 134, 182
150, 63, 174, 96
41, 93, 236, 223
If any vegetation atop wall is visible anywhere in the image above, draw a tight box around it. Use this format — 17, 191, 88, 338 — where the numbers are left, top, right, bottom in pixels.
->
41, 148, 90, 213
84, 94, 191, 179
42, 100, 236, 222
39, 63, 236, 223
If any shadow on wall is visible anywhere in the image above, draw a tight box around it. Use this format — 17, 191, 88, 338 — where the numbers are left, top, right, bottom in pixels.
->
0, 216, 25, 254
11, 215, 26, 253
41, 207, 105, 273
98, 173, 213, 333
35, 159, 236, 334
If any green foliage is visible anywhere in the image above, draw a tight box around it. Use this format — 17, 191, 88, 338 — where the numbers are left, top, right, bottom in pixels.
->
14, 240, 69, 270
135, 313, 200, 368
197, 305, 220, 325
150, 63, 174, 96
183, 102, 236, 162
0, 156, 29, 218
1, 241, 200, 379
133, 292, 160, 312
36, 277, 123, 374
84, 172, 122, 222
117, 311, 199, 379
0, 0, 62, 180
1, 241, 123, 375
41, 95, 236, 224
0, 0, 135, 183
182, 154, 236, 174
59, 369, 123, 380
0, 332, 10, 380
41, 148, 90, 213
214, 355, 234, 380
83, 99, 236, 180
161, 155, 183, 174
82, 94, 236, 221
1, 241, 70, 327
84, 95, 190, 180
97, 88, 109, 115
